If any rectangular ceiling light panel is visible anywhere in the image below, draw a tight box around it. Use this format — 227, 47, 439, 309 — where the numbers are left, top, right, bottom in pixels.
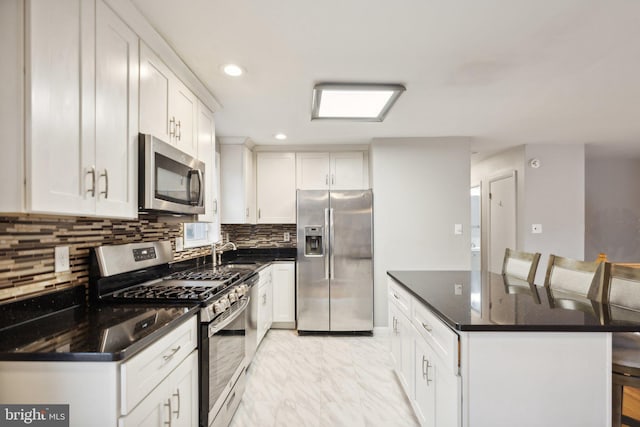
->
312, 83, 405, 122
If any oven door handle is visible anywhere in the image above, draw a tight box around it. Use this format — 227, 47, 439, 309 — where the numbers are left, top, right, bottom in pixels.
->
208, 297, 250, 338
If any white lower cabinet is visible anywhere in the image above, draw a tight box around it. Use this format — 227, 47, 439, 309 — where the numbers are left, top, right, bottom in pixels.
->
120, 351, 198, 427
257, 266, 273, 346
388, 277, 461, 427
0, 316, 198, 427
271, 262, 295, 327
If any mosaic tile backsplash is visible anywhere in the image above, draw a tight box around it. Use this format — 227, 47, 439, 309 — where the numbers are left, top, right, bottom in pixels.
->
0, 214, 211, 304
221, 224, 297, 249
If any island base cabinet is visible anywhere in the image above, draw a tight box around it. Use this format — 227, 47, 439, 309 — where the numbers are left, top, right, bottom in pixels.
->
389, 298, 414, 396
414, 338, 461, 427
460, 332, 611, 427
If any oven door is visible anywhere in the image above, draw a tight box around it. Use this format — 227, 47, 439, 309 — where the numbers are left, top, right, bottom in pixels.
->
201, 297, 248, 427
139, 133, 205, 214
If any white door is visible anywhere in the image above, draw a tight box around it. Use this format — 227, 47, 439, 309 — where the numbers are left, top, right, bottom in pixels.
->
330, 152, 365, 190
170, 80, 197, 157
488, 173, 516, 274
296, 152, 330, 190
256, 153, 296, 223
28, 0, 95, 215
139, 43, 171, 142
197, 102, 216, 223
94, 0, 138, 219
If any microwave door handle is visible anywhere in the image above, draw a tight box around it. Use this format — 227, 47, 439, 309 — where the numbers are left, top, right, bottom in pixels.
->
187, 169, 204, 206
195, 169, 204, 207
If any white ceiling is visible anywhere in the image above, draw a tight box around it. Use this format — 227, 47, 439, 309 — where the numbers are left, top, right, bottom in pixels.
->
131, 0, 640, 155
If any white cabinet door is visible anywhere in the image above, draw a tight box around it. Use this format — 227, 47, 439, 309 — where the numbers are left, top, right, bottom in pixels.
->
119, 377, 168, 427
220, 144, 255, 224
197, 102, 217, 224
94, 0, 138, 219
296, 153, 330, 190
139, 42, 171, 143
27, 0, 95, 215
389, 303, 402, 373
414, 338, 436, 427
167, 351, 198, 427
390, 300, 414, 397
330, 152, 365, 190
257, 266, 273, 346
272, 262, 295, 325
170, 79, 197, 157
256, 153, 296, 223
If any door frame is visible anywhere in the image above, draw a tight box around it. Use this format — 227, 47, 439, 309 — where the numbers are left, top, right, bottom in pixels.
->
486, 170, 517, 275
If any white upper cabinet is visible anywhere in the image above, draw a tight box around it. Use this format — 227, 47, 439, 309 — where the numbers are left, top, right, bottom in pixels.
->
94, 0, 138, 218
197, 102, 218, 229
25, 0, 137, 219
220, 143, 256, 224
296, 152, 367, 190
256, 152, 296, 224
139, 42, 197, 157
27, 0, 95, 215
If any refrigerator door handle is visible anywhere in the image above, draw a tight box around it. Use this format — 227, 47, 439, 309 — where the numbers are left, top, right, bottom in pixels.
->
329, 208, 335, 280
324, 208, 330, 280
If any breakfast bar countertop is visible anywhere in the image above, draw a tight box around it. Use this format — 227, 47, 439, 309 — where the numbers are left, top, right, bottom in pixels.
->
387, 270, 640, 332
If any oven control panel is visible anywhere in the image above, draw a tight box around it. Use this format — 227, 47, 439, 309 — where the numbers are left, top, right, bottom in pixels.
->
133, 247, 157, 262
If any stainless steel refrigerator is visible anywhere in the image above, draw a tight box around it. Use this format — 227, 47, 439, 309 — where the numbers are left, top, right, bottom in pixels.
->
296, 190, 373, 332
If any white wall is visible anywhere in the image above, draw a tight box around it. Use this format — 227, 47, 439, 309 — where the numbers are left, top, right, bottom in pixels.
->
523, 144, 585, 284
371, 138, 471, 326
585, 156, 640, 262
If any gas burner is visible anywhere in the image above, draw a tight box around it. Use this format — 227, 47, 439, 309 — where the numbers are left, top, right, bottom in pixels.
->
165, 270, 241, 282
112, 284, 225, 301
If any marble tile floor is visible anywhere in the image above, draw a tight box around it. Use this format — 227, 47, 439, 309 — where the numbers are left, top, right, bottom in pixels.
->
229, 329, 420, 427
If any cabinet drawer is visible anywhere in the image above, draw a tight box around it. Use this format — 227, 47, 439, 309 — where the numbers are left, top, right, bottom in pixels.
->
388, 278, 411, 317
412, 302, 459, 375
120, 316, 197, 415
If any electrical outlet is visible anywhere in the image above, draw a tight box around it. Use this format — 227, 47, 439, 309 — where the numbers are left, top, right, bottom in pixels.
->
454, 224, 463, 235
454, 283, 463, 295
175, 237, 184, 252
54, 246, 70, 273
532, 224, 542, 234
283, 232, 290, 242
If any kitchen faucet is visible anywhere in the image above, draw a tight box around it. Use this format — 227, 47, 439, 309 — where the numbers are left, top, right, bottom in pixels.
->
214, 241, 237, 265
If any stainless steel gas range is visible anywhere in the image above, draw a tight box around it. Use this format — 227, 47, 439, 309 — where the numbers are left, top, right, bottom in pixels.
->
90, 240, 257, 427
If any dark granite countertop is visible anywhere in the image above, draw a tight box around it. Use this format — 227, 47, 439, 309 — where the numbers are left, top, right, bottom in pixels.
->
387, 270, 640, 332
0, 288, 199, 362
221, 248, 296, 264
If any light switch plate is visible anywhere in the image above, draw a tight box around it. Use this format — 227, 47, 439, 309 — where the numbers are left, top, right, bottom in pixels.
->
531, 224, 542, 234
54, 246, 70, 273
454, 224, 463, 235
175, 237, 184, 252
283, 232, 290, 242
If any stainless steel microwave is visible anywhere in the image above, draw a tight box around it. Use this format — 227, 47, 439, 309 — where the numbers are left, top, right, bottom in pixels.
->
138, 134, 205, 215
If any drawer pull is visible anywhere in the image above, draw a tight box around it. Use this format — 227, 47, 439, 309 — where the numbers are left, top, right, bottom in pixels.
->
421, 322, 432, 332
163, 345, 181, 362
425, 358, 433, 385
164, 398, 172, 426
422, 355, 428, 379
392, 293, 399, 300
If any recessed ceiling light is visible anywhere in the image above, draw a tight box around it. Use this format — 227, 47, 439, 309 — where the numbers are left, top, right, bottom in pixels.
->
311, 83, 405, 121
222, 64, 244, 77
274, 133, 287, 140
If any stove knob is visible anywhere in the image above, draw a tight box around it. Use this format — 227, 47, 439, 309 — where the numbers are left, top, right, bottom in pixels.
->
228, 292, 238, 303
213, 300, 225, 314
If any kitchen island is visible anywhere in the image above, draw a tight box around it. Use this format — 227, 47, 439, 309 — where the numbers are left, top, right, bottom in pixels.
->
387, 270, 640, 427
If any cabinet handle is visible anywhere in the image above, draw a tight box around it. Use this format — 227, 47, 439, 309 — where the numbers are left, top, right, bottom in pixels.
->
262, 293, 267, 305
226, 391, 236, 411
422, 355, 428, 379
421, 322, 432, 332
162, 345, 181, 362
425, 358, 433, 384
325, 174, 329, 185
169, 117, 176, 137
164, 398, 172, 426
172, 388, 181, 418
176, 120, 181, 140
246, 208, 249, 218
213, 199, 218, 214
99, 169, 109, 199
258, 208, 261, 219
86, 166, 96, 197
392, 317, 397, 333
392, 293, 399, 300
331, 174, 335, 185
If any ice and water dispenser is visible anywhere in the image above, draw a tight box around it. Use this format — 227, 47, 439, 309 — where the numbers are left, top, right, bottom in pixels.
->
304, 226, 324, 256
